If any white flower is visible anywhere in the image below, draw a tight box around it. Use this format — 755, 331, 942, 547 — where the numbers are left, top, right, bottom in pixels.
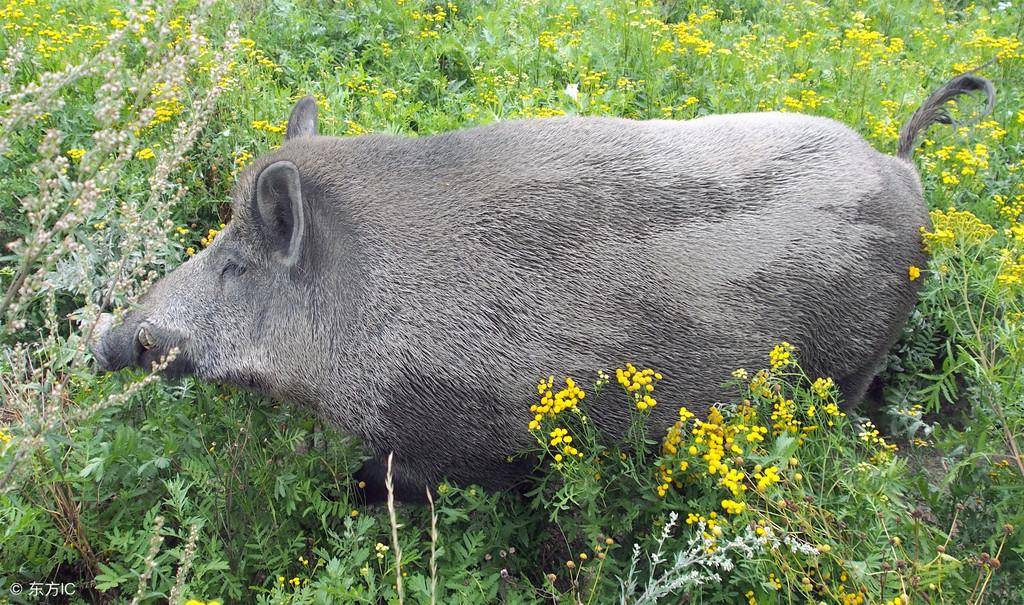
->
564, 82, 579, 101
997, 1, 1011, 9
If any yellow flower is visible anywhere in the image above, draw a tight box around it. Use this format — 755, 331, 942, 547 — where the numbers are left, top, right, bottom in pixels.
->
616, 364, 661, 410
908, 265, 921, 281
252, 119, 286, 134
135, 147, 155, 159
530, 376, 585, 423
755, 466, 781, 491
769, 342, 795, 370
67, 148, 86, 160
921, 208, 996, 252
811, 377, 834, 399
200, 226, 224, 247
233, 150, 254, 172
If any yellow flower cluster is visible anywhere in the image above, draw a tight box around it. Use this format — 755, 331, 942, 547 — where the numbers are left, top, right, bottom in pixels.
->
864, 112, 899, 143
964, 28, 1021, 60
615, 363, 660, 411
410, 2, 458, 39
520, 106, 567, 119
952, 143, 989, 176
996, 249, 1024, 287
995, 193, 1024, 224
200, 224, 226, 248
184, 600, 221, 605
345, 120, 368, 136
659, 96, 700, 118
342, 73, 410, 106
548, 427, 581, 461
148, 82, 184, 128
842, 19, 905, 67
721, 498, 746, 515
239, 37, 280, 71
858, 419, 898, 462
1, 0, 113, 58
658, 401, 801, 511
276, 574, 307, 588
252, 119, 286, 135
769, 342, 795, 370
529, 376, 585, 430
1006, 222, 1024, 247
233, 150, 253, 175
921, 208, 996, 252
894, 403, 923, 420
685, 510, 722, 537
810, 377, 834, 399
694, 408, 734, 475
839, 585, 866, 604
671, 18, 715, 56
536, 3, 580, 50
780, 89, 824, 113
754, 465, 781, 491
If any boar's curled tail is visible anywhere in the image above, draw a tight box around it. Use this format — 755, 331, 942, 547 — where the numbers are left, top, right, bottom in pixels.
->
896, 72, 995, 162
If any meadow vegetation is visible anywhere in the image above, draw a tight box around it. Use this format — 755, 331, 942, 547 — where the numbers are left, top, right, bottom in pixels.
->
1, 0, 1022, 602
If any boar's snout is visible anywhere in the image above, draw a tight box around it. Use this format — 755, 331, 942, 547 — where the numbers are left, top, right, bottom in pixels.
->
90, 312, 191, 375
91, 313, 131, 371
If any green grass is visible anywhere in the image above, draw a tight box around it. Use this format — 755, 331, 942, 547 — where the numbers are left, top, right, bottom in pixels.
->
1, 0, 1022, 603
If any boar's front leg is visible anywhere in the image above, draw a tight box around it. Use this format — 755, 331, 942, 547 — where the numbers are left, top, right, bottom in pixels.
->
353, 455, 430, 505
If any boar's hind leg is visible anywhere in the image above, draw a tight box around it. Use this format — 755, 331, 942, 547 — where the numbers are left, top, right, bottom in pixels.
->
835, 352, 887, 410
353, 456, 430, 505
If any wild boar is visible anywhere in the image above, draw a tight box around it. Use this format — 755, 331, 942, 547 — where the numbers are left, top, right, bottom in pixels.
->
91, 73, 994, 499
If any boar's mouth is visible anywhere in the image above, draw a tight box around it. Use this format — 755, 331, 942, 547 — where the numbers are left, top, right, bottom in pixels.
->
91, 314, 195, 380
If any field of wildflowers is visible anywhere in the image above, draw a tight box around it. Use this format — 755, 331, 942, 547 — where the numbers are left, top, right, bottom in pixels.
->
1, 0, 1022, 602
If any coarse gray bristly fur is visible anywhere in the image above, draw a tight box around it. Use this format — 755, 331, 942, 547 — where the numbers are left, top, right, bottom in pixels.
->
896, 72, 995, 161
90, 75, 993, 500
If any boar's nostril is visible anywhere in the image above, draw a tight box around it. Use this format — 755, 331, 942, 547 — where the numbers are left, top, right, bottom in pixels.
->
137, 326, 156, 350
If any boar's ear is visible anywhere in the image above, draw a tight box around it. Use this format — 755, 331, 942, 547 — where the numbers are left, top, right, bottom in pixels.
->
255, 160, 305, 267
285, 96, 318, 140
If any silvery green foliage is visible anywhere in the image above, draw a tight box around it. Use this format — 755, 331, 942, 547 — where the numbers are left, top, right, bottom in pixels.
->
618, 512, 819, 604
0, 0, 239, 491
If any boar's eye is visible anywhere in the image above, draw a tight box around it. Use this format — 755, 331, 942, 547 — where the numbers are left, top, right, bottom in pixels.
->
221, 259, 246, 278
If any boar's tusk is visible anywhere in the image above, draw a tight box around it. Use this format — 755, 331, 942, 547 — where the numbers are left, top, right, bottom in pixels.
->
137, 326, 156, 350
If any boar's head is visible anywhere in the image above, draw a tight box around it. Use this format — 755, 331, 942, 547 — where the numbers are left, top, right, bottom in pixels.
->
91, 97, 344, 403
